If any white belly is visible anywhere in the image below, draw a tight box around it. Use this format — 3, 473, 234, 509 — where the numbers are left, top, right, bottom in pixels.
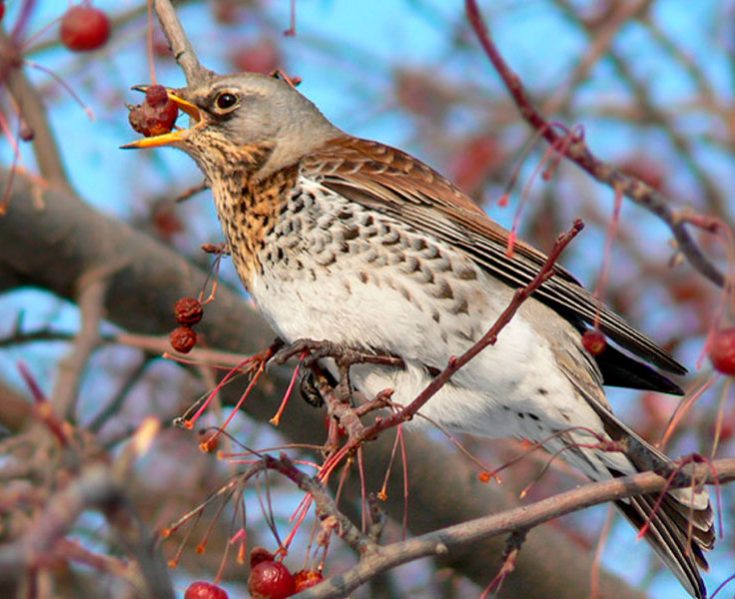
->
249, 254, 590, 440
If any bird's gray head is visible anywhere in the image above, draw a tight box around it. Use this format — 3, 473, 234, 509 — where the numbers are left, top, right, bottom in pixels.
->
125, 72, 342, 178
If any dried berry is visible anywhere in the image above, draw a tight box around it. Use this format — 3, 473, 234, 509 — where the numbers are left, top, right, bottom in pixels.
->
174, 296, 204, 326
19, 121, 34, 142
709, 328, 735, 376
582, 329, 606, 356
60, 5, 110, 52
128, 85, 179, 137
170, 326, 197, 353
293, 569, 323, 591
184, 581, 228, 599
248, 561, 295, 599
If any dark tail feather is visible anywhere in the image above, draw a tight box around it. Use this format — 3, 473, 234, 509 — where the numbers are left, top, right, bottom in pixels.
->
614, 490, 712, 599
586, 401, 715, 598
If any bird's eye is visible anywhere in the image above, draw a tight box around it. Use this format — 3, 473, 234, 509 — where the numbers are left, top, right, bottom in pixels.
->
213, 92, 239, 113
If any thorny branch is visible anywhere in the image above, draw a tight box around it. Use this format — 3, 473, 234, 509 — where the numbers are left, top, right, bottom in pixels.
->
465, 0, 725, 288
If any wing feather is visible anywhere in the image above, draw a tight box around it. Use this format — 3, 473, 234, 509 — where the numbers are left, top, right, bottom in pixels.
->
303, 136, 685, 374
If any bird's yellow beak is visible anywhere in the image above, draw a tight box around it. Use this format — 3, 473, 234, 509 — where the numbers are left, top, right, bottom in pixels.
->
121, 86, 202, 149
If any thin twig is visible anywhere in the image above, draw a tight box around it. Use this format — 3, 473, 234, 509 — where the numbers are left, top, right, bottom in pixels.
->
465, 0, 724, 288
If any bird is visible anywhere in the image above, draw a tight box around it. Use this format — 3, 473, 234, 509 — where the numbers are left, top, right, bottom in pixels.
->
124, 72, 714, 597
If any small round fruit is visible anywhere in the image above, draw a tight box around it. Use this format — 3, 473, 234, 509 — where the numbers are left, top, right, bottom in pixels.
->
170, 326, 197, 353
248, 561, 295, 599
174, 296, 204, 326
232, 40, 280, 74
144, 84, 170, 107
60, 5, 111, 52
293, 569, 324, 591
128, 86, 179, 137
19, 121, 34, 142
184, 581, 228, 599
709, 327, 735, 375
582, 329, 606, 356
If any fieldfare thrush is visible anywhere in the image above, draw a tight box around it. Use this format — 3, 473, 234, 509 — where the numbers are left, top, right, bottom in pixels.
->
125, 72, 714, 598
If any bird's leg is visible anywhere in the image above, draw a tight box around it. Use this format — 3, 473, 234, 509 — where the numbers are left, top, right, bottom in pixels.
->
270, 337, 333, 365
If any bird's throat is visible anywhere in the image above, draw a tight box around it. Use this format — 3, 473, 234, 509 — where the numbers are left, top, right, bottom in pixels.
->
209, 155, 299, 291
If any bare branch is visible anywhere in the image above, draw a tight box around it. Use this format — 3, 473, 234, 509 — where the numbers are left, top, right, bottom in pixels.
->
153, 0, 213, 84
51, 267, 117, 418
465, 0, 725, 288
1, 32, 67, 184
297, 457, 735, 598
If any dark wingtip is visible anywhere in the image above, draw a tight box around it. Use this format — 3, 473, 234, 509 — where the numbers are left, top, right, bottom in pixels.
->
596, 343, 686, 395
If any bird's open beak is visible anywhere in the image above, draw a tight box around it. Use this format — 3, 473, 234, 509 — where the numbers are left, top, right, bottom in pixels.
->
121, 85, 202, 149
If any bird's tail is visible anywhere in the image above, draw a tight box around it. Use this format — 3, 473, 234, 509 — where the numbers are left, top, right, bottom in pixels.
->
584, 403, 715, 599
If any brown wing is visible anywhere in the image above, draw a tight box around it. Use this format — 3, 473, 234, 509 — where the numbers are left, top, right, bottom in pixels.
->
303, 136, 686, 375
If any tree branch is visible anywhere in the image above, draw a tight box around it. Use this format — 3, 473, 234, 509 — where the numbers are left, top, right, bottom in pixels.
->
298, 457, 735, 598
465, 0, 725, 288
153, 0, 213, 84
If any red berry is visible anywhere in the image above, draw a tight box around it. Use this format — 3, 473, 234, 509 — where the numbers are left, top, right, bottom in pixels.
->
145, 84, 169, 107
0, 3, 5, 22
128, 87, 179, 137
293, 569, 323, 591
174, 296, 204, 326
184, 581, 228, 599
19, 121, 34, 142
709, 328, 735, 375
60, 5, 111, 52
247, 561, 295, 599
170, 326, 197, 353
582, 330, 606, 356
232, 40, 281, 74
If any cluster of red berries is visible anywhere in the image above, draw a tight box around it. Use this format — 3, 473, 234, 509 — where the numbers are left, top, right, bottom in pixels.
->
170, 297, 204, 353
128, 84, 180, 137
182, 547, 324, 598
60, 3, 110, 52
